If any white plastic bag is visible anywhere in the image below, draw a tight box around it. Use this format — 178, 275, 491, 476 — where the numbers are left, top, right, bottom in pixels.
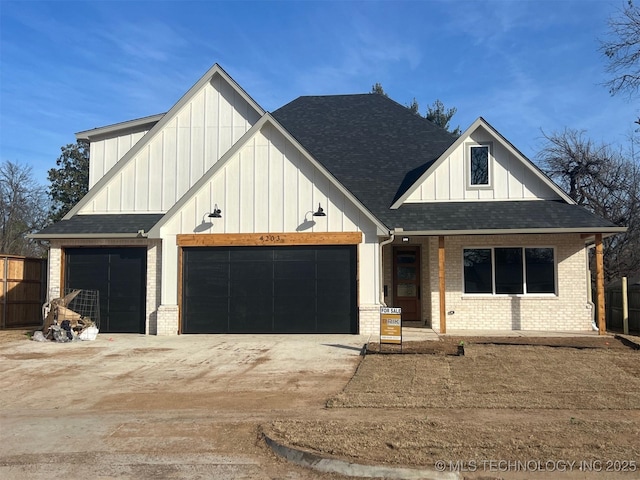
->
32, 331, 46, 342
79, 326, 99, 341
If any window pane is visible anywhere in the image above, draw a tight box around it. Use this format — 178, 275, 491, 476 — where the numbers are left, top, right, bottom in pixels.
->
495, 248, 523, 294
470, 146, 489, 185
397, 266, 416, 280
397, 284, 417, 297
526, 248, 555, 293
464, 249, 492, 293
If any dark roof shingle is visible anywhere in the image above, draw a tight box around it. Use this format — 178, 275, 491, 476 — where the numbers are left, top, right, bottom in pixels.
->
274, 94, 620, 232
389, 201, 619, 232
33, 214, 164, 237
273, 94, 457, 222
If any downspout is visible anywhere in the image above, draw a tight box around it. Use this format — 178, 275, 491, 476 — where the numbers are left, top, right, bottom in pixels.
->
586, 243, 598, 331
379, 232, 395, 306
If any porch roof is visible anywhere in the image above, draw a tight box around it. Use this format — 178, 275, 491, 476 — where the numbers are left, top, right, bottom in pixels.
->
388, 201, 625, 235
31, 214, 164, 239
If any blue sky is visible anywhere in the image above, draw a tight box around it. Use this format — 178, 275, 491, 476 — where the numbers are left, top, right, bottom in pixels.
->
1, 0, 637, 185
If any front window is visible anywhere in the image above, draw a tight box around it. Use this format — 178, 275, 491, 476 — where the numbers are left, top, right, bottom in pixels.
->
463, 247, 556, 295
463, 249, 492, 293
469, 145, 489, 186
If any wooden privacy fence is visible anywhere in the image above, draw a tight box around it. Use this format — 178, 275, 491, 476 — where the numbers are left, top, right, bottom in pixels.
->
0, 255, 47, 329
605, 278, 640, 333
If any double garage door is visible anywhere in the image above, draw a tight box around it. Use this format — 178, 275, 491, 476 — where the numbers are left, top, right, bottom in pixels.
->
182, 245, 357, 334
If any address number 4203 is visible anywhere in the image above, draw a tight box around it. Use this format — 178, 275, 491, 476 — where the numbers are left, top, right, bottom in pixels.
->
259, 235, 282, 243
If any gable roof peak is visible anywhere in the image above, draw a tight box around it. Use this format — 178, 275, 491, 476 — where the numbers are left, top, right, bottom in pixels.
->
64, 62, 266, 219
389, 116, 575, 208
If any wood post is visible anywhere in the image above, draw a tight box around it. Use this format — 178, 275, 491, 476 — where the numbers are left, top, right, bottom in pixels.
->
438, 236, 446, 334
622, 276, 629, 335
595, 234, 606, 335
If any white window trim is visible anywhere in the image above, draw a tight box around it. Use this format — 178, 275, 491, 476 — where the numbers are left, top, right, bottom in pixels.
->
461, 246, 558, 297
465, 141, 493, 189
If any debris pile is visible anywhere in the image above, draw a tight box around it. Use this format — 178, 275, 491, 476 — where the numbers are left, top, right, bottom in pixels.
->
35, 290, 100, 342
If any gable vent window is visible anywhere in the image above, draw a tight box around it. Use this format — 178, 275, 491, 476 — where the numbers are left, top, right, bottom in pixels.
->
469, 145, 490, 186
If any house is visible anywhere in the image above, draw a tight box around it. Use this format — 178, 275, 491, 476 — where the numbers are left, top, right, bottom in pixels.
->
32, 64, 625, 335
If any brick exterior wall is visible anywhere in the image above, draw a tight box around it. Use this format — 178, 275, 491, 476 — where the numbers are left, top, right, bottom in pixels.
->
145, 240, 162, 335
427, 234, 593, 332
156, 304, 179, 336
358, 304, 381, 336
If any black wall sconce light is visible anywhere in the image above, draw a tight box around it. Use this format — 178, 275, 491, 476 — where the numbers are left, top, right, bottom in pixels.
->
207, 204, 222, 218
312, 202, 326, 217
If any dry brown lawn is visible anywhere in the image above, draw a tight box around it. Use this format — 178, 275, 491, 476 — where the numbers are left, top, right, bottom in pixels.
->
265, 337, 640, 472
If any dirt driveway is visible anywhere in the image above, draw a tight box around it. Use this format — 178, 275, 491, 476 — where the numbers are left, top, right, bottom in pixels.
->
0, 332, 366, 479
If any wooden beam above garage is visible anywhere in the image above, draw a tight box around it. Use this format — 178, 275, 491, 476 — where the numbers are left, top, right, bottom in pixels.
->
177, 232, 363, 247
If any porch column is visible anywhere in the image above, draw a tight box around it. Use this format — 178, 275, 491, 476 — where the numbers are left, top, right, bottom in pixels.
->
439, 236, 446, 334
595, 233, 606, 335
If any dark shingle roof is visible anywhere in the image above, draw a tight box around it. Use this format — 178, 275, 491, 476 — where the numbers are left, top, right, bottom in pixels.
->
273, 94, 621, 233
272, 94, 457, 221
33, 214, 164, 237
389, 201, 619, 232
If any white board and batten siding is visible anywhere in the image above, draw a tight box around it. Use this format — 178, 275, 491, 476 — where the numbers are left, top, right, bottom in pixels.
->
78, 75, 261, 215
89, 130, 149, 188
160, 124, 370, 235
158, 122, 381, 306
405, 126, 562, 203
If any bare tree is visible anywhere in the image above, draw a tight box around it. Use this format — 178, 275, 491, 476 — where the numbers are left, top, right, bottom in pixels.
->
601, 1, 640, 98
537, 129, 610, 205
537, 129, 640, 281
0, 161, 50, 257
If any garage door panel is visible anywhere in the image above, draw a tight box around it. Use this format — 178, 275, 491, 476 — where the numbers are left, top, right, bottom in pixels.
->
317, 262, 351, 280
230, 248, 272, 262
274, 295, 316, 314
274, 278, 315, 297
229, 295, 272, 313
232, 314, 273, 333
274, 314, 315, 333
317, 248, 352, 262
317, 313, 353, 333
274, 261, 315, 279
188, 314, 228, 333
274, 249, 315, 261
183, 245, 356, 334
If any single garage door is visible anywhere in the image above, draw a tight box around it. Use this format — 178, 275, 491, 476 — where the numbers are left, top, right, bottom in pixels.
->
65, 247, 147, 333
182, 245, 357, 333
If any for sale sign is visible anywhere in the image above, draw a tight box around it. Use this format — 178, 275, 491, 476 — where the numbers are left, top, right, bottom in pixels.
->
380, 307, 402, 345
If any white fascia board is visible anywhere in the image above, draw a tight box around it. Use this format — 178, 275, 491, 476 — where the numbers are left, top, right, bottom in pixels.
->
75, 113, 165, 141
64, 63, 265, 220
148, 114, 390, 238
392, 226, 628, 236
390, 117, 575, 209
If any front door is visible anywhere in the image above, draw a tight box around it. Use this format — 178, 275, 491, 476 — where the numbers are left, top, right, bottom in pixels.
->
393, 246, 421, 322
